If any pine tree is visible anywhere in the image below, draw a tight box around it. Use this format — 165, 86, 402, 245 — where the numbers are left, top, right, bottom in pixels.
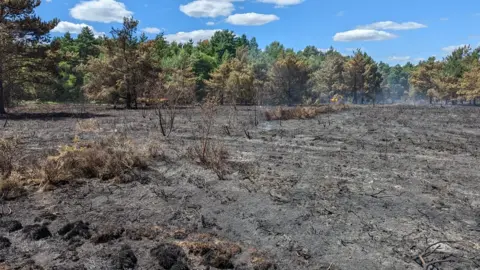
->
459, 62, 480, 104
268, 53, 309, 105
363, 56, 383, 104
409, 57, 441, 103
344, 50, 367, 104
82, 17, 158, 108
0, 0, 59, 113
310, 51, 346, 101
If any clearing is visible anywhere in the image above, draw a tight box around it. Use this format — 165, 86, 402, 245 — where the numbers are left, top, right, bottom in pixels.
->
0, 104, 479, 270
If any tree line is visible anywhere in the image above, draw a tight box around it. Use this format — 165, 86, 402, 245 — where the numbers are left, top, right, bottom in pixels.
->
1, 1, 480, 114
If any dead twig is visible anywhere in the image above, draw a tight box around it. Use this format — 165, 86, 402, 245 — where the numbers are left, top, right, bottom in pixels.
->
369, 189, 386, 198
414, 241, 459, 270
423, 259, 456, 270
243, 128, 252, 140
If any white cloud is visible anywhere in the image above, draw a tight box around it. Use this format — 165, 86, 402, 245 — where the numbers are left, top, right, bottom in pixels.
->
357, 21, 427, 31
440, 18, 449, 21
180, 1, 236, 18
165, 29, 221, 43
388, 56, 411, 62
206, 21, 216, 26
333, 29, 397, 42
52, 21, 105, 37
257, 0, 303, 7
142, 27, 162, 34
442, 44, 467, 53
70, 0, 133, 23
336, 11, 345, 17
226, 13, 279, 26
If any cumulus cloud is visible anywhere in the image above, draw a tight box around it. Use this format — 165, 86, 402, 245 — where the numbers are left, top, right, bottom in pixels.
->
180, 0, 236, 18
70, 0, 133, 23
442, 44, 467, 53
142, 27, 162, 34
388, 56, 411, 62
333, 29, 397, 42
52, 21, 105, 37
206, 21, 216, 26
164, 29, 222, 43
226, 13, 279, 26
357, 21, 427, 31
257, 0, 303, 7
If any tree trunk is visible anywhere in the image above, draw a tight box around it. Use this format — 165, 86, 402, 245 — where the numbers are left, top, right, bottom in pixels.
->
429, 96, 432, 104
473, 98, 476, 106
0, 72, 5, 114
353, 90, 358, 104
125, 92, 132, 109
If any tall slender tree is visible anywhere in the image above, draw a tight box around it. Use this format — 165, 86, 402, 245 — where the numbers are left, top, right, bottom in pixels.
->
268, 53, 309, 105
344, 50, 367, 104
363, 56, 383, 104
82, 17, 158, 108
310, 51, 346, 101
0, 0, 58, 113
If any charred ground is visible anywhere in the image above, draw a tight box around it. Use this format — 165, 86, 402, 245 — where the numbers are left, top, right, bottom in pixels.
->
0, 104, 479, 270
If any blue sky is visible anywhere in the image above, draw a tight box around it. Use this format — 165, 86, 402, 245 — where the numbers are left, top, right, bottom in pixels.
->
38, 0, 480, 64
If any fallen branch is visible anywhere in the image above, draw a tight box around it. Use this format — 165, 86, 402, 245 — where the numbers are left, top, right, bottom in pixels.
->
414, 241, 459, 270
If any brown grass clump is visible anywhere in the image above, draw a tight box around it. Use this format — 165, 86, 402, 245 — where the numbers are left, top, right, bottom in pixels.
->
0, 138, 21, 180
76, 119, 100, 132
0, 138, 27, 200
189, 142, 229, 180
177, 239, 242, 269
0, 174, 26, 200
264, 105, 348, 121
42, 136, 148, 186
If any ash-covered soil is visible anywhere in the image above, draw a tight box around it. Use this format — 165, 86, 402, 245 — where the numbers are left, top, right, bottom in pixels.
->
0, 104, 479, 270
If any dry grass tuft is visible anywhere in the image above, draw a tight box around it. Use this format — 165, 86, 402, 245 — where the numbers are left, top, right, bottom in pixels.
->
0, 138, 21, 180
177, 239, 242, 268
0, 174, 26, 200
42, 136, 148, 186
189, 142, 229, 180
76, 119, 100, 132
264, 105, 348, 121
0, 138, 27, 200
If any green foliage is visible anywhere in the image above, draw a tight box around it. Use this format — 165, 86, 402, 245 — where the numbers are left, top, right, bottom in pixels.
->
82, 18, 159, 108
3, 7, 480, 108
268, 53, 309, 105
210, 30, 236, 62
0, 0, 59, 112
309, 51, 346, 101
